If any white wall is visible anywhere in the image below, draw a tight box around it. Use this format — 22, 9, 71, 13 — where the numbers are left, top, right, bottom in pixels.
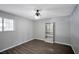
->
70, 5, 79, 54
33, 17, 70, 44
0, 11, 33, 52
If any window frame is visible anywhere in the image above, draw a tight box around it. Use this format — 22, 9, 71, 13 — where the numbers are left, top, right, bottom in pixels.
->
3, 18, 14, 31
0, 17, 2, 32
0, 17, 14, 32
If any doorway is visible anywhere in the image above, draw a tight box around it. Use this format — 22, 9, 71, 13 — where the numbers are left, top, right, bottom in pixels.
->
45, 22, 55, 43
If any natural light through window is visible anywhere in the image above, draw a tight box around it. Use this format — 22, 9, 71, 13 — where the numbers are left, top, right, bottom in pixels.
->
0, 17, 2, 31
4, 18, 14, 31
0, 17, 14, 32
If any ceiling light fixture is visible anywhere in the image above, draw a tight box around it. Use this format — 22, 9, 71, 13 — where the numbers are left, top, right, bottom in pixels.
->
35, 9, 40, 19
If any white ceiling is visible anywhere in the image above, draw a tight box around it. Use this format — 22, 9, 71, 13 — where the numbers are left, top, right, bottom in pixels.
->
0, 4, 76, 20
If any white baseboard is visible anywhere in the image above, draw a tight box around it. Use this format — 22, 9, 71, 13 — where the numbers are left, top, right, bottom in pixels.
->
33, 38, 71, 45
33, 38, 53, 43
0, 39, 33, 52
70, 45, 76, 54
55, 41, 71, 46
56, 41, 76, 54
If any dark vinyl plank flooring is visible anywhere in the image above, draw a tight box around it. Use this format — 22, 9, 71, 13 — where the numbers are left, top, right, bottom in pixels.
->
0, 39, 74, 54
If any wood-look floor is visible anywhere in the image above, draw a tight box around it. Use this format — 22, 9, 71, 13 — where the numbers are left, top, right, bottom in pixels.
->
0, 39, 74, 54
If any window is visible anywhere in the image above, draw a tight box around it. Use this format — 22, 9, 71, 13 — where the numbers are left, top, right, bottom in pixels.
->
0, 17, 14, 32
0, 17, 2, 31
4, 18, 14, 31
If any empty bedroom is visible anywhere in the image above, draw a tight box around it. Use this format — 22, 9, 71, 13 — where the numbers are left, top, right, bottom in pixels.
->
0, 4, 79, 54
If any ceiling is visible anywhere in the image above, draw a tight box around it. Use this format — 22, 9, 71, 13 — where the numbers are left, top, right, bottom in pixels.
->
0, 4, 76, 20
